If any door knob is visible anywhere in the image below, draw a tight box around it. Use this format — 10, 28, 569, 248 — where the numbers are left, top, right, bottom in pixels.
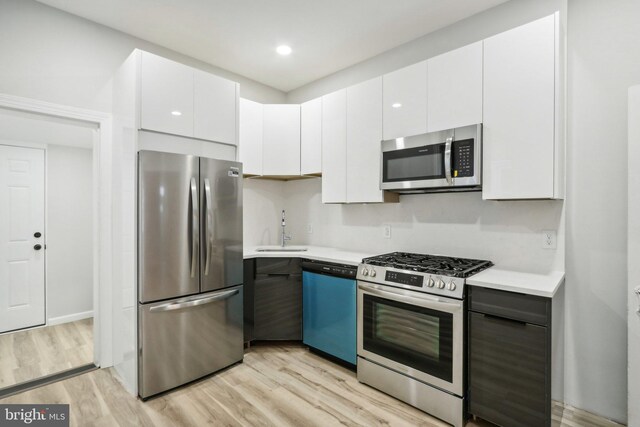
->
34, 244, 42, 251
34, 232, 42, 238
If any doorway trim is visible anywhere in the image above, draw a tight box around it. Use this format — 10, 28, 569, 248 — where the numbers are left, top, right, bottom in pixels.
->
0, 93, 114, 369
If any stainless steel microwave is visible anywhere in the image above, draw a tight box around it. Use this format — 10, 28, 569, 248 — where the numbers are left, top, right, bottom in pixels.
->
380, 124, 482, 193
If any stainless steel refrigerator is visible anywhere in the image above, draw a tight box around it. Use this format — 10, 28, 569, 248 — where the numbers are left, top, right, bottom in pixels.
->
137, 150, 243, 399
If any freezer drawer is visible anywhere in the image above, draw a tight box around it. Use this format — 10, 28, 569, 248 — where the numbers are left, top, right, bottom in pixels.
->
138, 285, 243, 398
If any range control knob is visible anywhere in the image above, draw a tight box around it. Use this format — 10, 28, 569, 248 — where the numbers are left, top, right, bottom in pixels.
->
427, 277, 435, 287
437, 279, 446, 289
361, 268, 369, 276
448, 281, 457, 291
369, 269, 377, 278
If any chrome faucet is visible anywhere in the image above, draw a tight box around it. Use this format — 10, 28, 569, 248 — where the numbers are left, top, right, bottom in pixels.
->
281, 209, 291, 247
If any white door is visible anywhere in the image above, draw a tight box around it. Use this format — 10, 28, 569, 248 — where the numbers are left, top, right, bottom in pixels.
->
262, 104, 301, 176
239, 98, 264, 176
382, 60, 428, 140
628, 85, 640, 427
346, 77, 384, 203
0, 145, 45, 333
482, 13, 557, 200
301, 97, 322, 176
321, 89, 347, 203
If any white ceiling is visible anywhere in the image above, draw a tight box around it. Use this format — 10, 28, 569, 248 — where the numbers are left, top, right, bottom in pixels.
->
0, 109, 95, 149
35, 0, 507, 92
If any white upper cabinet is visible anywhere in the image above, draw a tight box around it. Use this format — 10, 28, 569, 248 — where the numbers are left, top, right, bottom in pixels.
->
427, 42, 483, 132
301, 97, 322, 175
239, 98, 263, 176
262, 105, 301, 176
383, 60, 428, 140
482, 13, 562, 200
322, 89, 347, 203
194, 70, 238, 145
346, 77, 390, 203
140, 51, 194, 137
139, 51, 239, 144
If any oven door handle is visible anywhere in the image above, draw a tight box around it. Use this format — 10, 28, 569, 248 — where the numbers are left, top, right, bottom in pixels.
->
358, 282, 462, 313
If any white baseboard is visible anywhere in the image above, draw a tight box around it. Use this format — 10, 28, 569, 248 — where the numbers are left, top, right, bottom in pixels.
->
48, 310, 93, 326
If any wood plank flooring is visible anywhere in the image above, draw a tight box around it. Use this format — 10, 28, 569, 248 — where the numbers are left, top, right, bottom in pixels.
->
0, 342, 624, 427
0, 318, 93, 390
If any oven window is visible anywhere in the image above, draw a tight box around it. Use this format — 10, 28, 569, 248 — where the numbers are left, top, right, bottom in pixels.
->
382, 144, 445, 183
362, 294, 453, 382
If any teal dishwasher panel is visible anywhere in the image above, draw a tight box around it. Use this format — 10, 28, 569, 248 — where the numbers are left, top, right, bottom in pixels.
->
303, 271, 357, 365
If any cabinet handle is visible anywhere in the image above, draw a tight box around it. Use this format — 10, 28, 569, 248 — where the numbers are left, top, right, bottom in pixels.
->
266, 273, 291, 277
444, 136, 453, 185
481, 313, 528, 326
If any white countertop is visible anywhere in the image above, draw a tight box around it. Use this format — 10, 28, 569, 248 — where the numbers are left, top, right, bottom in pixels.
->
243, 245, 372, 266
467, 268, 565, 298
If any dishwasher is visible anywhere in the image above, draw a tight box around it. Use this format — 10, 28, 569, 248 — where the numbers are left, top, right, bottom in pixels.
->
301, 259, 358, 365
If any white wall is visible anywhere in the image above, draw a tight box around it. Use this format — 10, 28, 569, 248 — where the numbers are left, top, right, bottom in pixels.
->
0, 0, 286, 111
287, 0, 563, 104
564, 0, 640, 423
243, 179, 287, 247
46, 144, 93, 323
628, 86, 640, 427
282, 179, 564, 273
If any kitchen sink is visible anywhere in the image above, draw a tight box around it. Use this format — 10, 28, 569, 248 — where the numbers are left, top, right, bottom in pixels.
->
255, 247, 308, 252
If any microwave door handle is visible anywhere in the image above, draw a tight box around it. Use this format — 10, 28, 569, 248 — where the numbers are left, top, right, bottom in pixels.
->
444, 136, 453, 185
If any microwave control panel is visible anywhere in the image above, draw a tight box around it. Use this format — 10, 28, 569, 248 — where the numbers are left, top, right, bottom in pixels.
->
452, 138, 474, 178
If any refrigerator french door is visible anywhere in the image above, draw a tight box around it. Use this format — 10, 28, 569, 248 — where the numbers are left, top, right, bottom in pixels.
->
138, 150, 243, 399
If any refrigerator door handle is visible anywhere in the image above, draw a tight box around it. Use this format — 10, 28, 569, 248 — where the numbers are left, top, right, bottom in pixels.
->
190, 176, 199, 278
149, 288, 240, 312
204, 178, 213, 276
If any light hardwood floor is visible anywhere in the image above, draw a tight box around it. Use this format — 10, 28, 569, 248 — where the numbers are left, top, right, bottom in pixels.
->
0, 318, 93, 389
1, 343, 624, 427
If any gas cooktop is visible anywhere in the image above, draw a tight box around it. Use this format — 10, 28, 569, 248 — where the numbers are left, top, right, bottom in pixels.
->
358, 252, 493, 299
362, 252, 493, 278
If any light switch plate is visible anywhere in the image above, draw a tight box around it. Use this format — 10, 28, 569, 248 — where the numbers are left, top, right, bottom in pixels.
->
307, 223, 313, 234
383, 224, 391, 239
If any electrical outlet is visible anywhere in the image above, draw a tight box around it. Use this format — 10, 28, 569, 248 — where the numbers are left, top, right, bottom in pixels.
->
542, 230, 557, 249
383, 224, 391, 239
307, 223, 313, 234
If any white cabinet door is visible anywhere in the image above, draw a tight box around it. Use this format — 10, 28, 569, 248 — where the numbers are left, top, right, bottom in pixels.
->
238, 98, 263, 176
194, 70, 238, 145
321, 89, 347, 203
427, 41, 483, 132
383, 60, 427, 140
482, 14, 557, 200
301, 97, 322, 175
262, 105, 301, 176
0, 145, 45, 333
140, 51, 194, 137
346, 77, 384, 203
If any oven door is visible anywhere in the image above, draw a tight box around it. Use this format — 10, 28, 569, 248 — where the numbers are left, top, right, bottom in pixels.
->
357, 281, 464, 396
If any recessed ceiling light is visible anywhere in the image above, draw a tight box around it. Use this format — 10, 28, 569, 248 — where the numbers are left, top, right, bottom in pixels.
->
171, 111, 182, 116
276, 45, 292, 56
392, 103, 402, 109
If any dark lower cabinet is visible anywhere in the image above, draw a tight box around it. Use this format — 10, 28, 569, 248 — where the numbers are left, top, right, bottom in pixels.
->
253, 258, 302, 341
243, 259, 255, 343
468, 286, 551, 427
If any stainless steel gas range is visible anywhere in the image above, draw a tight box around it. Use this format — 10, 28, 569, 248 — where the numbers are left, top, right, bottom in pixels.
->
356, 252, 492, 427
